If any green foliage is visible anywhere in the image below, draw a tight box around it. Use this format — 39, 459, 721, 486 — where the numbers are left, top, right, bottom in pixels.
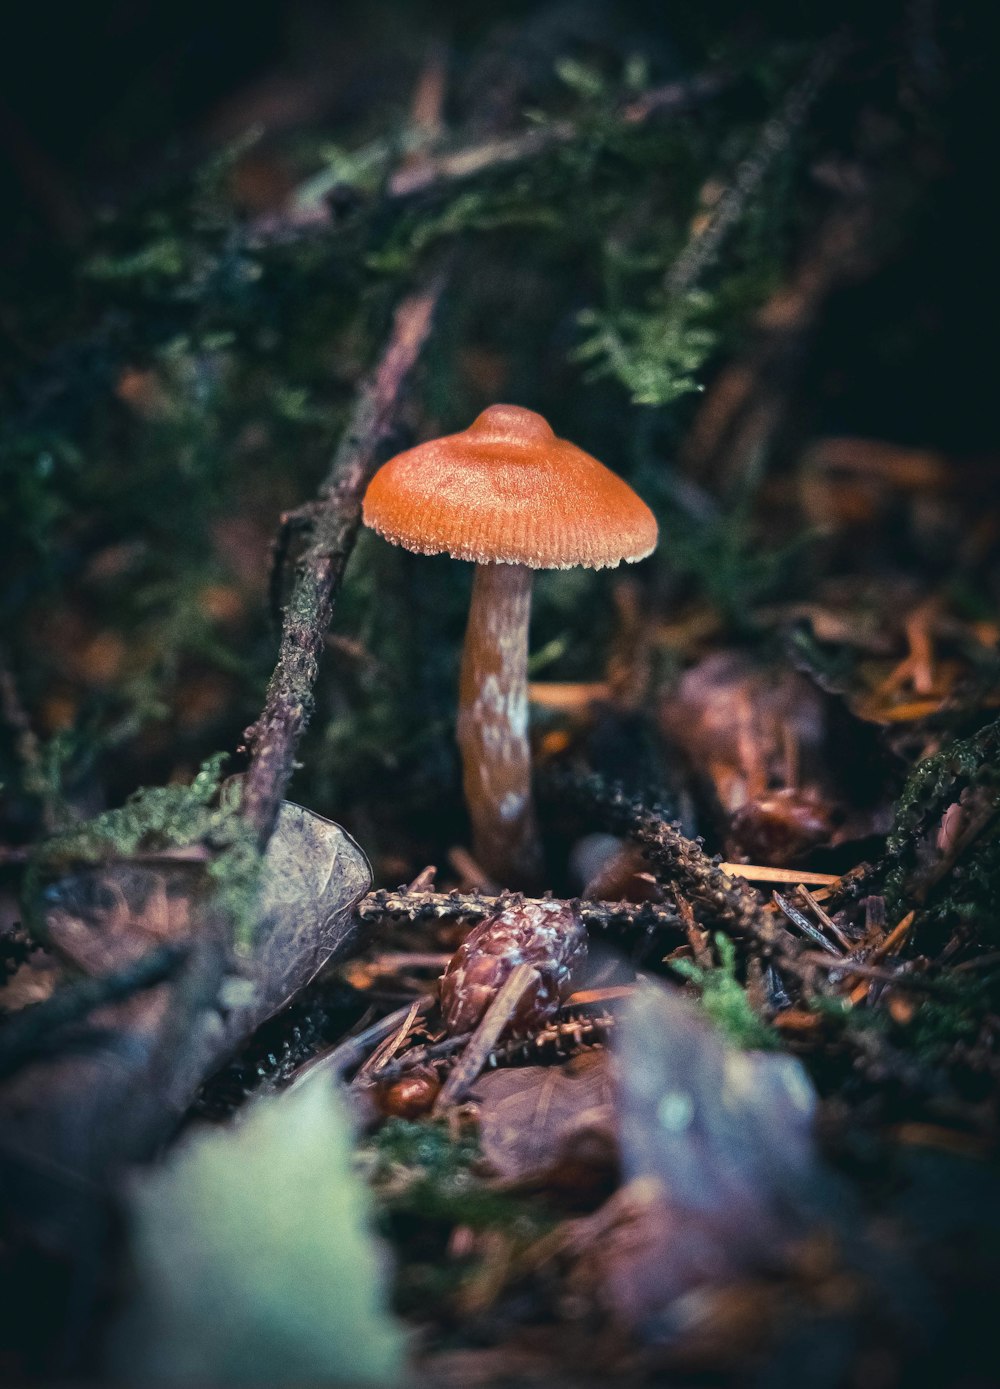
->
362, 1118, 554, 1316
663, 499, 814, 629
365, 1117, 547, 1232
574, 288, 716, 406
110, 1076, 404, 1385
672, 933, 780, 1050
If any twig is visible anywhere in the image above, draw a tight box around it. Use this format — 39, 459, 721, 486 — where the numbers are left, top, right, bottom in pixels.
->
0, 943, 188, 1080
288, 996, 436, 1085
355, 997, 423, 1081
373, 1031, 472, 1082
869, 910, 916, 962
772, 890, 843, 956
717, 862, 840, 885
383, 72, 729, 198
797, 884, 853, 950
241, 273, 447, 844
433, 962, 539, 1111
796, 951, 931, 989
546, 772, 779, 949
356, 886, 682, 938
665, 31, 851, 300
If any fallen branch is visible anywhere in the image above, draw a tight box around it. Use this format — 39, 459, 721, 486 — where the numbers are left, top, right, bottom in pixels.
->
240, 273, 448, 844
546, 772, 779, 949
357, 887, 682, 938
386, 70, 729, 199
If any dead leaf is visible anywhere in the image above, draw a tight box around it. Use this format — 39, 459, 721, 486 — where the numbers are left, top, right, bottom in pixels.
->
473, 1052, 616, 1199
564, 982, 854, 1342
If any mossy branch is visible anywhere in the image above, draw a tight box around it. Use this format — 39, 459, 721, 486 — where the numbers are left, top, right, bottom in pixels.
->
240, 272, 447, 845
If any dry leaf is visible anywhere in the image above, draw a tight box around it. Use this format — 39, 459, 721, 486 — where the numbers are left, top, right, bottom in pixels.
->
474, 1052, 616, 1197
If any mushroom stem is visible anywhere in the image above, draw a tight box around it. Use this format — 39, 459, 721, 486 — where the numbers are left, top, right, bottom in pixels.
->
457, 561, 542, 887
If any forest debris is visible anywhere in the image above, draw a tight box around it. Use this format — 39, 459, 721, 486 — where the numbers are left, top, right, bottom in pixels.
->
293, 996, 436, 1084
356, 998, 424, 1082
658, 650, 828, 817
0, 941, 187, 1081
474, 1053, 615, 1192
679, 154, 899, 491
772, 890, 843, 956
797, 884, 853, 949
440, 898, 588, 1036
578, 839, 660, 903
528, 681, 610, 711
434, 963, 541, 1111
869, 909, 916, 963
716, 863, 841, 885
447, 846, 499, 894
727, 787, 836, 865
549, 772, 777, 949
383, 70, 729, 200
356, 887, 683, 940
0, 798, 371, 1326
665, 29, 850, 300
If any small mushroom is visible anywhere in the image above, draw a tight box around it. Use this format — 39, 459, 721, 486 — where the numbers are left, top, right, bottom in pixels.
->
363, 404, 657, 885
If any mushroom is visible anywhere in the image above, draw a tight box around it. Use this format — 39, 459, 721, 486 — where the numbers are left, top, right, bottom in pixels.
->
362, 404, 658, 886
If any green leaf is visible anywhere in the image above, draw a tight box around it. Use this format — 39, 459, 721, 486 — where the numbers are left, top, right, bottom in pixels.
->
110, 1077, 405, 1385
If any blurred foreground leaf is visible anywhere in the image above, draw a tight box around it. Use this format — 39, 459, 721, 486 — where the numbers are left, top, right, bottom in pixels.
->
110, 1075, 404, 1385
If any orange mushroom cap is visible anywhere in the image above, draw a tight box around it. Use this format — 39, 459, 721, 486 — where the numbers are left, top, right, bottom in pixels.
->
362, 404, 658, 569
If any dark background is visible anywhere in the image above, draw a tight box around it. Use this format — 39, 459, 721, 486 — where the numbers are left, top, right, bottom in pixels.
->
1, 0, 997, 453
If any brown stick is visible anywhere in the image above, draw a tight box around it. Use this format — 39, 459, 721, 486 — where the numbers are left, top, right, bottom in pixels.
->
386, 71, 729, 199
665, 31, 851, 301
433, 961, 540, 1111
241, 274, 447, 843
356, 887, 682, 937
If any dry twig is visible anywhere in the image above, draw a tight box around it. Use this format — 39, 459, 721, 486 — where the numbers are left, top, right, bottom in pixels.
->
241, 274, 447, 843
434, 962, 540, 1111
357, 886, 682, 938
666, 30, 851, 299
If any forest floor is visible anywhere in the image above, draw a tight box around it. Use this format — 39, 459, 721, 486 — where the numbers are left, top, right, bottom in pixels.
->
2, 3, 999, 1385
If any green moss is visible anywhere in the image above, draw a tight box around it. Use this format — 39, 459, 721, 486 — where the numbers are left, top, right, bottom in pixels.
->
671, 933, 781, 1050
884, 717, 1000, 928
361, 1118, 554, 1317
23, 754, 261, 944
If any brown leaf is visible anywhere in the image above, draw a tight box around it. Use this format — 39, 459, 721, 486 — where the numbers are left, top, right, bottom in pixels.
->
473, 1052, 616, 1198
